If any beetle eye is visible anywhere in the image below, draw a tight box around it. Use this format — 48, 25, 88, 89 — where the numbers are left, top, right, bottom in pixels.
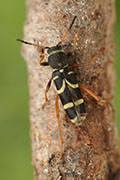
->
41, 48, 44, 53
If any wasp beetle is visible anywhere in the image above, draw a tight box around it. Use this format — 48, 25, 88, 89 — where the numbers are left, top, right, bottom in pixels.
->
17, 16, 104, 158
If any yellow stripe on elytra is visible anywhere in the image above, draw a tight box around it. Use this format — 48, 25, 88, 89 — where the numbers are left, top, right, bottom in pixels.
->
63, 102, 74, 109
75, 116, 86, 126
53, 76, 59, 81
74, 99, 84, 106
64, 64, 68, 68
48, 50, 64, 57
53, 64, 68, 72
53, 68, 58, 72
71, 115, 86, 125
68, 71, 74, 75
57, 80, 65, 94
65, 79, 79, 88
59, 69, 64, 73
80, 116, 86, 121
71, 117, 77, 123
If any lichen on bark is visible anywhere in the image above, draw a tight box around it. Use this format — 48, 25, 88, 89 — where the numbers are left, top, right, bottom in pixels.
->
21, 0, 120, 179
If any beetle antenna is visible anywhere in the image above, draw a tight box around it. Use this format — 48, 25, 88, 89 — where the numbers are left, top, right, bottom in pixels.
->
57, 16, 77, 46
16, 39, 49, 49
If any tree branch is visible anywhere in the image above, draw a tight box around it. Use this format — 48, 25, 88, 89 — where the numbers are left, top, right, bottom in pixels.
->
21, 0, 120, 179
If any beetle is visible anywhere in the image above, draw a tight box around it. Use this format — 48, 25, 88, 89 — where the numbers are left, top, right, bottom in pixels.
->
17, 16, 104, 158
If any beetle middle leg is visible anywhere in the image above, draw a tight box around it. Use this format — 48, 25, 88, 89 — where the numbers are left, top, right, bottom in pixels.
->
81, 48, 105, 67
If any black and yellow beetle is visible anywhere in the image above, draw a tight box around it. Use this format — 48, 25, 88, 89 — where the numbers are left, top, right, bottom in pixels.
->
17, 16, 104, 157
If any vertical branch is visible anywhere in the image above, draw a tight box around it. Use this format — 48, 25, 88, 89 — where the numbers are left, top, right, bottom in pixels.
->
21, 0, 120, 179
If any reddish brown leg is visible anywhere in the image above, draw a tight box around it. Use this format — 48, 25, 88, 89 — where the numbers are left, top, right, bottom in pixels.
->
41, 77, 52, 109
37, 49, 45, 65
71, 48, 105, 68
55, 94, 64, 159
80, 85, 109, 105
80, 85, 100, 101
40, 62, 49, 66
81, 48, 105, 66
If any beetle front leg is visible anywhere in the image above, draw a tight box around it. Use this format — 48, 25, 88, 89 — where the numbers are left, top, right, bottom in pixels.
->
71, 48, 105, 68
41, 77, 52, 109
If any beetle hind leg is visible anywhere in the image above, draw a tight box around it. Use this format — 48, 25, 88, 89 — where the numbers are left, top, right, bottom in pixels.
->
80, 85, 111, 106
55, 95, 64, 160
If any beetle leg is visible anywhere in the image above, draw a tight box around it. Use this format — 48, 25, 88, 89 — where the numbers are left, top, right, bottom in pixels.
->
80, 85, 111, 105
71, 48, 105, 68
41, 77, 52, 109
55, 94, 64, 160
81, 48, 105, 66
37, 48, 45, 65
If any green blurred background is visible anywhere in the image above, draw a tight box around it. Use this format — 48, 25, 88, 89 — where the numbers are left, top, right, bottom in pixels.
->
0, 1, 119, 180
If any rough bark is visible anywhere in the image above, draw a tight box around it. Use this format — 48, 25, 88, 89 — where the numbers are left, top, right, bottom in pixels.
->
21, 0, 120, 179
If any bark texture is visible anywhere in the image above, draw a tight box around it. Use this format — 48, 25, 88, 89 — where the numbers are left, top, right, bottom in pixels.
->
21, 0, 120, 179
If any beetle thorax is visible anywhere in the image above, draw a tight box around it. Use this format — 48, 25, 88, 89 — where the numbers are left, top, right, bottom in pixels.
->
47, 45, 68, 69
